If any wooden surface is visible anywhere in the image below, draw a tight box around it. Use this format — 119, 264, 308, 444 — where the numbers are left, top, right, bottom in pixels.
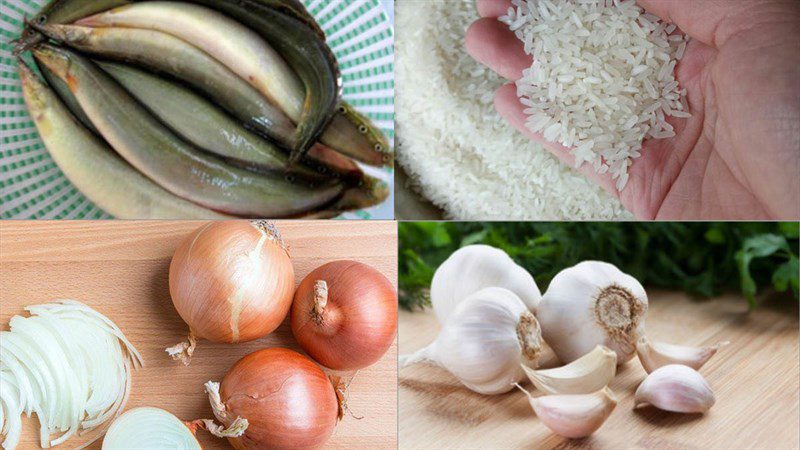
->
0, 220, 398, 450
399, 291, 800, 449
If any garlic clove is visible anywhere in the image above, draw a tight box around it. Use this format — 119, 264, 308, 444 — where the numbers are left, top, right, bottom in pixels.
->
634, 364, 715, 413
521, 345, 617, 395
518, 385, 617, 439
636, 336, 729, 373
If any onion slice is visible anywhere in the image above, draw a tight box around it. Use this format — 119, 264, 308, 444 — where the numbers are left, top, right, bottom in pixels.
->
102, 407, 202, 449
0, 300, 142, 449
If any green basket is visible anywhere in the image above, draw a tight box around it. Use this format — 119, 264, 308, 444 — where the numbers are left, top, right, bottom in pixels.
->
0, 0, 394, 219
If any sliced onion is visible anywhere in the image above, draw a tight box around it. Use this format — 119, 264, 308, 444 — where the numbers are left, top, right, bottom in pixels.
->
0, 372, 22, 449
0, 300, 142, 449
102, 407, 201, 449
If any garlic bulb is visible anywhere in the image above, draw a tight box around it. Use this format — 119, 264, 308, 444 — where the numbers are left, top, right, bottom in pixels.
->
538, 261, 648, 364
399, 287, 545, 395
430, 245, 541, 323
634, 364, 715, 413
521, 345, 616, 395
636, 337, 729, 373
518, 385, 617, 439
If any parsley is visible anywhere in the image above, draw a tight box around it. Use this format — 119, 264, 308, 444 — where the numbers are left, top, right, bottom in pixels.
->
399, 222, 799, 311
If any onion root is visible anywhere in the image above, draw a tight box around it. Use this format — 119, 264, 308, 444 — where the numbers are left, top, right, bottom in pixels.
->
165, 330, 198, 366
312, 280, 328, 324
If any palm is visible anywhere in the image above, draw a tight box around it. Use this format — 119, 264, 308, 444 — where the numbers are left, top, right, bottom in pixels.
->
625, 32, 791, 219
469, 0, 800, 219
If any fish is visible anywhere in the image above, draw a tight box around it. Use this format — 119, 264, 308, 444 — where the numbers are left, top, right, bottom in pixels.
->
333, 102, 394, 167
30, 23, 298, 146
32, 44, 345, 218
15, 0, 130, 52
254, 0, 326, 40
181, 0, 341, 165
76, 2, 308, 143
37, 61, 99, 134
76, 1, 392, 167
17, 57, 231, 219
98, 61, 327, 183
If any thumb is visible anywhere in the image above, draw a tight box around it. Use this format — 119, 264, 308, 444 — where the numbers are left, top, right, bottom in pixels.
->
637, 0, 790, 48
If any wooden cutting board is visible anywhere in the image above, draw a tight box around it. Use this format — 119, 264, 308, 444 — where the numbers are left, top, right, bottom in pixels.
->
399, 291, 800, 449
0, 220, 398, 449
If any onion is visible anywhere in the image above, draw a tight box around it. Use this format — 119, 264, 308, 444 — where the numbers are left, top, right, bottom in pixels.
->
0, 300, 142, 450
103, 407, 202, 449
290, 261, 397, 370
205, 348, 342, 450
167, 220, 295, 364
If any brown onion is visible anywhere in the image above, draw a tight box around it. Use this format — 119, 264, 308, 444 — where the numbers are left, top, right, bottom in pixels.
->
205, 348, 341, 450
167, 221, 295, 364
291, 260, 397, 370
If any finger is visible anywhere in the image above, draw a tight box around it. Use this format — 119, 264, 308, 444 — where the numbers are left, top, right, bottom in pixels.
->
493, 83, 618, 196
476, 0, 513, 18
637, 0, 783, 48
465, 18, 531, 81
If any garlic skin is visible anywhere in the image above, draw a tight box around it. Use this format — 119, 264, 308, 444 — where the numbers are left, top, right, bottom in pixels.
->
521, 387, 617, 439
634, 364, 715, 413
538, 261, 648, 364
636, 337, 729, 373
399, 287, 545, 395
522, 345, 616, 395
430, 245, 541, 323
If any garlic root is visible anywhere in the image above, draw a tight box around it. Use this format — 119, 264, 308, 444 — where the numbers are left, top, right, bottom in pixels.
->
518, 385, 617, 439
634, 364, 715, 413
521, 345, 616, 395
636, 337, 728, 373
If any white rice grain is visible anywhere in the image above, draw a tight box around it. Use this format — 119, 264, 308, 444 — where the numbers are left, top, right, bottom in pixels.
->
501, 0, 691, 190
396, 0, 630, 219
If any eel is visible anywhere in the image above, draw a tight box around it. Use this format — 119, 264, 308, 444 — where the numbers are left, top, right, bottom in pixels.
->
77, 2, 319, 154
15, 0, 130, 52
77, 2, 391, 166
30, 23, 298, 146
169, 0, 341, 165
254, 0, 327, 40
38, 61, 98, 134
17, 58, 231, 219
32, 45, 345, 218
98, 61, 325, 182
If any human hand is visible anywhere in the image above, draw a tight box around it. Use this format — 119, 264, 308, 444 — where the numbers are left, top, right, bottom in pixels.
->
466, 0, 800, 219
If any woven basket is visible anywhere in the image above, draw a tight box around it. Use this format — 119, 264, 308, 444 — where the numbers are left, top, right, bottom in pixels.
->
0, 0, 394, 219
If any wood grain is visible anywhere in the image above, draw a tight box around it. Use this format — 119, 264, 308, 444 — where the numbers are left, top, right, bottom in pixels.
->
0, 220, 398, 450
399, 292, 800, 449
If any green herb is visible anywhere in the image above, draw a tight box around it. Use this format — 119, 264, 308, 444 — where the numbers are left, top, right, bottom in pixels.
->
399, 222, 799, 311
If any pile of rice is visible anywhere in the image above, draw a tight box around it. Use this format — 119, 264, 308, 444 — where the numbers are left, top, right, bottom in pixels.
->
396, 0, 631, 219
502, 0, 690, 190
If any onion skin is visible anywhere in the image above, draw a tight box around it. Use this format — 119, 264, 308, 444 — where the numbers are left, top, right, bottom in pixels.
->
169, 221, 295, 343
291, 260, 397, 370
220, 348, 340, 450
